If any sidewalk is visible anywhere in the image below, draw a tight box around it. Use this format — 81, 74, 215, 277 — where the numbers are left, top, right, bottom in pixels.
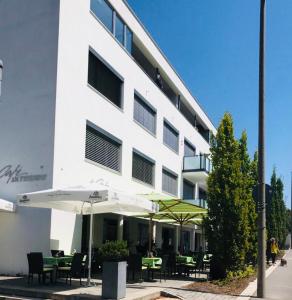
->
253, 249, 292, 300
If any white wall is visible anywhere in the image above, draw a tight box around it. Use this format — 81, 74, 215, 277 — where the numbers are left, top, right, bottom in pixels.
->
49, 0, 213, 252
0, 0, 60, 274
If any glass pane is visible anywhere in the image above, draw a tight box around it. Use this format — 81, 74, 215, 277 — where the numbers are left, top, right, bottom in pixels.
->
125, 26, 133, 54
91, 0, 113, 32
115, 14, 124, 45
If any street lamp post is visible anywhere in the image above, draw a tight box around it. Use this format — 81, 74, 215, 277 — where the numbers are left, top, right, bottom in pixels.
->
257, 0, 266, 298
0, 60, 3, 96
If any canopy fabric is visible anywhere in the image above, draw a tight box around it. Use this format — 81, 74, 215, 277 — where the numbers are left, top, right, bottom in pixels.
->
0, 198, 16, 212
139, 193, 207, 225
17, 186, 158, 215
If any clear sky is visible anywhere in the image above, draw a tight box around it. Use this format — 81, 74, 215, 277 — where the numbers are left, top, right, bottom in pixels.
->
127, 0, 292, 208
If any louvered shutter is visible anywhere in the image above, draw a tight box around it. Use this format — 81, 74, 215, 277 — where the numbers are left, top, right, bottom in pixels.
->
162, 169, 178, 196
132, 152, 154, 185
184, 140, 196, 156
163, 121, 179, 152
85, 125, 121, 172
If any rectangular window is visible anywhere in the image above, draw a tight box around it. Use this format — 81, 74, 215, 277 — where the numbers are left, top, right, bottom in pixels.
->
183, 180, 194, 199
184, 140, 196, 156
85, 124, 121, 172
162, 168, 178, 196
90, 0, 113, 32
125, 27, 133, 54
132, 151, 155, 186
134, 94, 156, 134
115, 14, 124, 45
163, 120, 179, 153
88, 51, 123, 108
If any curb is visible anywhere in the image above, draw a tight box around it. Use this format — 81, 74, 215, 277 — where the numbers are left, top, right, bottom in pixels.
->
236, 250, 290, 300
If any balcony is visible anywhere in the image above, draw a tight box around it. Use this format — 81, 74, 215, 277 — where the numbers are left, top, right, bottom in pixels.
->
183, 199, 208, 209
182, 155, 212, 187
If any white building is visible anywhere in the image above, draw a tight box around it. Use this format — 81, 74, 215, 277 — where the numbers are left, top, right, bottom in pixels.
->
0, 0, 216, 274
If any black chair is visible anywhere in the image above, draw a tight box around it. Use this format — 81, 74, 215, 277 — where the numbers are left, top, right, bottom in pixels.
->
27, 252, 54, 284
57, 253, 84, 285
167, 253, 177, 276
51, 250, 65, 257
149, 255, 169, 282
127, 254, 146, 282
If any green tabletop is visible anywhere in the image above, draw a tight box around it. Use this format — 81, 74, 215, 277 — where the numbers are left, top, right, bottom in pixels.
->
142, 257, 162, 268
44, 256, 73, 266
176, 256, 195, 264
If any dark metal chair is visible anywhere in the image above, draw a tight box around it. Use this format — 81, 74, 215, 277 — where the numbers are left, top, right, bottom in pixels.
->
127, 254, 146, 282
57, 253, 84, 285
149, 255, 169, 282
27, 252, 54, 284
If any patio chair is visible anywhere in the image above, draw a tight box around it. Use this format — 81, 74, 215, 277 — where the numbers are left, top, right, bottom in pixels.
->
27, 252, 54, 284
57, 253, 84, 285
127, 254, 147, 282
167, 253, 177, 276
149, 255, 169, 282
193, 252, 204, 278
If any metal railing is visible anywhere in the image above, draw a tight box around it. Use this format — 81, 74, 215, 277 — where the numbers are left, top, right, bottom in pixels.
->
183, 155, 212, 173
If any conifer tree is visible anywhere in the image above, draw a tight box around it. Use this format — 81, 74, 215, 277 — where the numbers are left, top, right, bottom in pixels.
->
238, 131, 257, 265
205, 113, 248, 279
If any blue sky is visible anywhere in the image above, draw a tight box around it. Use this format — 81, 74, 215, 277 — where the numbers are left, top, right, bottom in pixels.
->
127, 0, 292, 208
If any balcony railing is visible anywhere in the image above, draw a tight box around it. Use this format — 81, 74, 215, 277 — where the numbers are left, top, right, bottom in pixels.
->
183, 155, 212, 173
183, 199, 208, 209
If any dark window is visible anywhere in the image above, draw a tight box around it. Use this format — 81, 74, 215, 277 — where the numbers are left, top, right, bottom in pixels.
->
90, 0, 113, 32
115, 14, 124, 45
163, 121, 179, 153
125, 27, 133, 54
85, 124, 121, 172
162, 168, 178, 196
184, 140, 196, 156
183, 180, 194, 199
88, 51, 123, 108
132, 151, 155, 186
134, 94, 156, 134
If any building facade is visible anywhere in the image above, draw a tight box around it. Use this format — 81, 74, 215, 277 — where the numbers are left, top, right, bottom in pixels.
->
0, 0, 215, 274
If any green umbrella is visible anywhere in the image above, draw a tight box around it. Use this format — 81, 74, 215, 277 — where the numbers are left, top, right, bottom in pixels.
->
139, 193, 207, 254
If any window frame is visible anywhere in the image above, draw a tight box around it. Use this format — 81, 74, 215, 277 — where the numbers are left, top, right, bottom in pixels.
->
85, 120, 123, 174
132, 148, 155, 187
133, 91, 157, 136
88, 47, 124, 110
184, 138, 196, 157
163, 119, 179, 154
162, 166, 178, 196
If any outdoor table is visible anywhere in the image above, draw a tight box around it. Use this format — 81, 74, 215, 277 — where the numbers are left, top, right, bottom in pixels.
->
176, 256, 195, 264
142, 257, 162, 268
44, 256, 73, 267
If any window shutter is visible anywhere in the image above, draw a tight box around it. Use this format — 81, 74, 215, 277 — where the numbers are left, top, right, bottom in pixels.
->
184, 140, 196, 156
163, 121, 178, 152
162, 169, 178, 196
132, 152, 154, 185
85, 125, 121, 172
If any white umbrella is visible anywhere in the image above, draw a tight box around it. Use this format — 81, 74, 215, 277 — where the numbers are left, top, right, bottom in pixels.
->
0, 198, 16, 212
17, 185, 158, 285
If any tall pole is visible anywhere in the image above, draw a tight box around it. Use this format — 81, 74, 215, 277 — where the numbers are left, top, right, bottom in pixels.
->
87, 199, 93, 286
257, 0, 266, 298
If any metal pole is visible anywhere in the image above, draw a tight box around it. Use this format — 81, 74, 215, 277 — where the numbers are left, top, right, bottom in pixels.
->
87, 199, 93, 286
148, 215, 153, 254
257, 0, 266, 298
0, 60, 3, 97
180, 223, 183, 255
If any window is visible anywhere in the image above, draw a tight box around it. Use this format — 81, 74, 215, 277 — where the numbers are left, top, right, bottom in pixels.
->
162, 168, 178, 196
115, 14, 124, 45
90, 0, 113, 32
184, 140, 196, 156
163, 120, 179, 153
132, 150, 155, 186
88, 51, 123, 108
183, 180, 194, 199
134, 94, 156, 134
125, 27, 133, 54
85, 124, 121, 172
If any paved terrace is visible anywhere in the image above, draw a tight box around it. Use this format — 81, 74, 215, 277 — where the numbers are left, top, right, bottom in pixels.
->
0, 274, 210, 300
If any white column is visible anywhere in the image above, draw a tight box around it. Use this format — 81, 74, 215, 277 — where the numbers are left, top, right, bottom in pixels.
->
190, 229, 196, 251
117, 215, 124, 241
152, 222, 156, 243
194, 183, 199, 199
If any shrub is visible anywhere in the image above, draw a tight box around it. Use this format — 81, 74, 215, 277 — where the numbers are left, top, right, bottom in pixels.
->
100, 240, 129, 262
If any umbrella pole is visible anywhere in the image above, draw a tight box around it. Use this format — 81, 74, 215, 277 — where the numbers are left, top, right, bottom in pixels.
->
180, 222, 183, 255
87, 198, 93, 286
148, 216, 153, 255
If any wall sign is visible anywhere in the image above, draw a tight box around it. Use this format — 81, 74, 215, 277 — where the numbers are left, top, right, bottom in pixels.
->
0, 164, 47, 184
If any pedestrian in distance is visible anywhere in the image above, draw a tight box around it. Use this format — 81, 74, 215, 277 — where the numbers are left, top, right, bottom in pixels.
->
270, 238, 279, 265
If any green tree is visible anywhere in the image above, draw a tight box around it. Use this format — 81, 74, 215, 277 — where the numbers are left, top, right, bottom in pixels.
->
267, 169, 287, 248
238, 131, 257, 265
205, 113, 249, 279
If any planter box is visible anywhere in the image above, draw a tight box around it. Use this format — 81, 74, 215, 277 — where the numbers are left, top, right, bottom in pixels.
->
102, 261, 127, 299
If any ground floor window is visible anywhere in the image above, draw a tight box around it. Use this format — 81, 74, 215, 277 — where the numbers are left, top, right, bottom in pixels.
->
103, 218, 118, 243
